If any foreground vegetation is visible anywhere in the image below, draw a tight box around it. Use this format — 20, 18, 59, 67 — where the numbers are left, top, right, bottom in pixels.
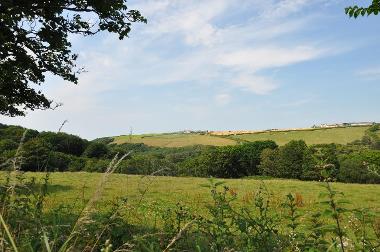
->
1, 171, 379, 251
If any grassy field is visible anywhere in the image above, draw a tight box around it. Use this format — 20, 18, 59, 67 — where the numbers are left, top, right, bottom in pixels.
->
2, 171, 379, 250
112, 126, 372, 147
112, 133, 237, 147
228, 126, 371, 146
20, 172, 380, 215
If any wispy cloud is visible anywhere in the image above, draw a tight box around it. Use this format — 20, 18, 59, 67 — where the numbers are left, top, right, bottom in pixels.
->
2, 0, 365, 138
106, 0, 337, 95
357, 66, 380, 80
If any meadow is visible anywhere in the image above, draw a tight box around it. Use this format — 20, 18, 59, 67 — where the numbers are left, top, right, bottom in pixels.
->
112, 133, 237, 147
24, 172, 380, 215
112, 126, 372, 147
229, 126, 372, 146
2, 170, 380, 251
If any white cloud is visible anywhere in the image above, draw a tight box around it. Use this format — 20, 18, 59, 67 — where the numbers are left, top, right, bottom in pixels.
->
261, 0, 308, 19
121, 0, 335, 95
231, 74, 277, 95
217, 46, 326, 71
357, 66, 380, 80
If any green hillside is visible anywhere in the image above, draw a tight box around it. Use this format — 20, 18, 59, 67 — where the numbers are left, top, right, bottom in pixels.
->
112, 126, 373, 147
229, 126, 372, 146
113, 133, 237, 147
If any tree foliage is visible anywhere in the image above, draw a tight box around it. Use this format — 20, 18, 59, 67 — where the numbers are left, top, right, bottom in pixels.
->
0, 0, 146, 116
1, 123, 380, 184
346, 0, 380, 17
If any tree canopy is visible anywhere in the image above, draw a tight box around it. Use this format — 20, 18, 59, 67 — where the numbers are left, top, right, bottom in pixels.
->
0, 0, 146, 116
346, 0, 380, 17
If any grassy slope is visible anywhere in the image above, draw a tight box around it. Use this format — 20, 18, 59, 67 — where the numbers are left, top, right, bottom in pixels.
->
113, 133, 237, 147
228, 126, 370, 146
112, 126, 373, 147
30, 172, 380, 214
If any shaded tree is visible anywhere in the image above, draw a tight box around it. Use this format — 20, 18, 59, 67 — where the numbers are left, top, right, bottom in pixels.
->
21, 138, 52, 171
0, 0, 146, 116
278, 140, 312, 179
38, 131, 88, 156
83, 142, 109, 158
238, 140, 277, 175
258, 148, 280, 177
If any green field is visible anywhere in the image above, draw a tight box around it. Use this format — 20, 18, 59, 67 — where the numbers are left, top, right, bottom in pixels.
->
113, 133, 237, 147
229, 126, 372, 146
24, 172, 380, 215
112, 126, 372, 147
2, 172, 380, 250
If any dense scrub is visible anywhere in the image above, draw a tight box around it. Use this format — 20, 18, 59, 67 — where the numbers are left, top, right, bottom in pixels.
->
0, 123, 380, 184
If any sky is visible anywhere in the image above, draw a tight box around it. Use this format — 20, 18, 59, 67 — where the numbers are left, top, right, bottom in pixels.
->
1, 0, 380, 140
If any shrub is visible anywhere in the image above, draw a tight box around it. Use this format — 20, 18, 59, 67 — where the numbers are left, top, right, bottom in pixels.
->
258, 148, 280, 177
48, 152, 72, 172
38, 132, 88, 156
67, 157, 87, 171
338, 154, 380, 183
20, 138, 52, 171
83, 142, 109, 158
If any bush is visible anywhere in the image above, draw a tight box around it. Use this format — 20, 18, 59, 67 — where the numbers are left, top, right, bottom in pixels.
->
258, 148, 280, 177
259, 140, 314, 179
67, 157, 87, 171
38, 132, 88, 156
183, 141, 277, 178
0, 125, 39, 142
338, 151, 380, 183
84, 159, 111, 172
20, 138, 52, 171
48, 152, 72, 171
83, 142, 109, 158
0, 139, 18, 152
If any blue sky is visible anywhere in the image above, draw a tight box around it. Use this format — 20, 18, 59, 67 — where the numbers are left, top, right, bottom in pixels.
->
1, 0, 380, 139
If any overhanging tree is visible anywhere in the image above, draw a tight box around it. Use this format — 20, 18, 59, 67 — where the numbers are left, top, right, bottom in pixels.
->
0, 0, 146, 116
346, 0, 380, 17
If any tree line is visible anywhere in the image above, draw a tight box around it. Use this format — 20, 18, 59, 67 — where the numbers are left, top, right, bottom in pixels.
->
0, 123, 379, 184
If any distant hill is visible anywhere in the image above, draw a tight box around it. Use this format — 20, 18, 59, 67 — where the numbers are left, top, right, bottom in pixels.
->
112, 133, 237, 147
112, 125, 377, 147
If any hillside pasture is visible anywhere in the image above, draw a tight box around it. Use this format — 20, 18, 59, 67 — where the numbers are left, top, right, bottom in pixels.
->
111, 126, 374, 147
228, 126, 371, 146
112, 133, 236, 147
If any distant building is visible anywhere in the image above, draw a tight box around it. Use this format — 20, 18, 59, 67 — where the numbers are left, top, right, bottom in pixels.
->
314, 122, 376, 128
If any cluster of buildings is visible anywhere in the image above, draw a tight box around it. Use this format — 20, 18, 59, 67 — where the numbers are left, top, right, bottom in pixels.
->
312, 122, 377, 128
179, 122, 378, 137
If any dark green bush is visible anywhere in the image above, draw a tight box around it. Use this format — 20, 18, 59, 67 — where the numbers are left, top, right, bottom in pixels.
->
20, 138, 52, 171
83, 142, 109, 158
338, 153, 380, 183
38, 132, 88, 156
